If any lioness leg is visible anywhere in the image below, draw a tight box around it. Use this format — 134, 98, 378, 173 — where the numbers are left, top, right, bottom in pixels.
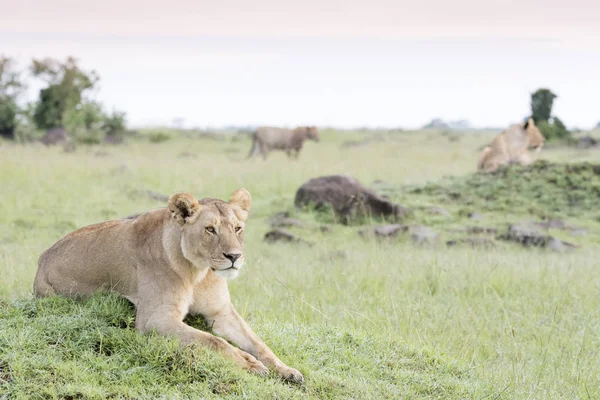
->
211, 306, 304, 383
138, 305, 268, 375
258, 143, 269, 160
191, 272, 304, 383
247, 136, 260, 159
515, 152, 533, 165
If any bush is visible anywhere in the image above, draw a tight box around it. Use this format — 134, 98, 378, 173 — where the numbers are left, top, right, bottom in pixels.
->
69, 127, 104, 145
148, 131, 171, 143
13, 122, 44, 143
537, 117, 571, 142
102, 110, 127, 143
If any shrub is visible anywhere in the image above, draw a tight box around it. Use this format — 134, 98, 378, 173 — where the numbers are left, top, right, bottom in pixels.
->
148, 131, 171, 143
537, 117, 571, 142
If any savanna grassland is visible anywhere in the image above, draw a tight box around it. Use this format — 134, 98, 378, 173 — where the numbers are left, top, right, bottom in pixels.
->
1, 129, 599, 399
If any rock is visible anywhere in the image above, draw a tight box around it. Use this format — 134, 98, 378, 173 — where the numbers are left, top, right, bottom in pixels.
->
498, 223, 550, 247
268, 212, 306, 229
264, 229, 310, 245
40, 128, 68, 146
465, 226, 497, 235
269, 211, 290, 221
468, 212, 483, 220
498, 223, 578, 250
410, 225, 438, 244
576, 136, 599, 149
359, 224, 408, 238
548, 238, 578, 252
104, 134, 124, 144
447, 237, 496, 248
295, 175, 410, 224
271, 217, 306, 229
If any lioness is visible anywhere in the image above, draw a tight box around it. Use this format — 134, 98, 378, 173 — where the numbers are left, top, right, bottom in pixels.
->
477, 118, 545, 172
247, 126, 319, 159
34, 189, 303, 383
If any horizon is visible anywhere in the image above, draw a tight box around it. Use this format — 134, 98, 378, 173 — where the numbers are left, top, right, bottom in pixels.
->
1, 0, 599, 129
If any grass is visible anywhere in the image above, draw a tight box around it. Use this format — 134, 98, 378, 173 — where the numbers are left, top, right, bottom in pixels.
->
1, 129, 599, 398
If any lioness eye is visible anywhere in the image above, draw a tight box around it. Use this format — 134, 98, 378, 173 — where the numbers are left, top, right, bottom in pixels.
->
235, 227, 242, 233
206, 227, 215, 234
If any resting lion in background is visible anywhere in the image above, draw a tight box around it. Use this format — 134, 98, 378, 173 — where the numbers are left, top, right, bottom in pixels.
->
34, 189, 303, 383
477, 118, 545, 172
248, 126, 319, 159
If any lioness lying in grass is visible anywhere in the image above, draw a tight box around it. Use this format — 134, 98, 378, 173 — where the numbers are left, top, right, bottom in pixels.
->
34, 189, 303, 383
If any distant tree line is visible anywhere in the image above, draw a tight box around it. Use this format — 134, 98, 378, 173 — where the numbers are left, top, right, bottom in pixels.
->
0, 55, 126, 143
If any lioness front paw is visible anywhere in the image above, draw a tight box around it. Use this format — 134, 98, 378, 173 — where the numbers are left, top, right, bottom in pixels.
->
240, 351, 269, 376
277, 365, 304, 384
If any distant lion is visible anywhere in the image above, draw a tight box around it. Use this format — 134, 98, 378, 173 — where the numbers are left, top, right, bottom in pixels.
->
34, 189, 303, 383
248, 126, 319, 159
477, 118, 545, 172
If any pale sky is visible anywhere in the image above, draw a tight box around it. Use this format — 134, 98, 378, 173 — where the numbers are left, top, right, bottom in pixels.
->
1, 0, 599, 128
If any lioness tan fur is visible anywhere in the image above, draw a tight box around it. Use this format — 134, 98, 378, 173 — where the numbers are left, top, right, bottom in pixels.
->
34, 189, 303, 383
477, 118, 545, 172
248, 126, 319, 159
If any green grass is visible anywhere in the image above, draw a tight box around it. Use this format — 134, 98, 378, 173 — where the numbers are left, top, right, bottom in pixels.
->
0, 295, 486, 399
1, 129, 599, 398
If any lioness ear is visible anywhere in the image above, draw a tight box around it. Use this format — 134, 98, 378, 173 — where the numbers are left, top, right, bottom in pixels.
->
229, 189, 251, 221
229, 188, 251, 211
168, 193, 201, 225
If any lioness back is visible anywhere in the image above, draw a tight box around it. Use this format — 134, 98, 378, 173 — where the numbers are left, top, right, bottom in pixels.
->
34, 210, 168, 299
256, 127, 293, 149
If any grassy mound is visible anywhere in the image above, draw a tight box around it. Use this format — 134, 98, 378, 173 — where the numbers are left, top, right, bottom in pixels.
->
407, 160, 600, 219
0, 294, 489, 399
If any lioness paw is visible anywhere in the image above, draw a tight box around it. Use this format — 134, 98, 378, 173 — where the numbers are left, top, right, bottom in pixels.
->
233, 349, 268, 376
244, 358, 269, 376
278, 366, 304, 384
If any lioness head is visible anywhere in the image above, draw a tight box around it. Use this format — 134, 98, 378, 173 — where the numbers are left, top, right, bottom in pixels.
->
524, 118, 545, 151
303, 126, 320, 142
168, 188, 251, 279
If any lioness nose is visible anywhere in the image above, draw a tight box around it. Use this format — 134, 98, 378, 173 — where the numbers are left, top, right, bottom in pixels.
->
224, 253, 242, 263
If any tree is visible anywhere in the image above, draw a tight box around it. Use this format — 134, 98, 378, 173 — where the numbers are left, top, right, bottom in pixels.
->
530, 88, 571, 142
530, 88, 557, 123
0, 56, 26, 139
31, 57, 98, 130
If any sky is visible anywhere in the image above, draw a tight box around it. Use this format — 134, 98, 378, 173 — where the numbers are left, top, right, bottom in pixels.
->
1, 0, 599, 129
